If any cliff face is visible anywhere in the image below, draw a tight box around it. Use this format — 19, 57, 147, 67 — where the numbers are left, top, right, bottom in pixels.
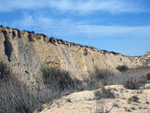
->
0, 26, 149, 81
1, 26, 150, 113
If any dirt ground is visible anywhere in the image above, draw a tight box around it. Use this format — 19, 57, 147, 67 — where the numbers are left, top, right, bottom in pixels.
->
38, 68, 150, 113
39, 84, 150, 113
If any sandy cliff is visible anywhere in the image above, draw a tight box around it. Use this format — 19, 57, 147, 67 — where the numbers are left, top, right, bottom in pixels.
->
0, 26, 149, 81
1, 26, 150, 113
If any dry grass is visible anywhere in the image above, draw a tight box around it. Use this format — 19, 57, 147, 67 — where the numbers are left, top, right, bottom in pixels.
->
94, 85, 115, 100
0, 61, 10, 80
41, 67, 81, 91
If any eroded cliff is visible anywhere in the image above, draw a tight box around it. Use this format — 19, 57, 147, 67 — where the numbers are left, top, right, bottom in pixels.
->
0, 26, 149, 80
1, 26, 150, 113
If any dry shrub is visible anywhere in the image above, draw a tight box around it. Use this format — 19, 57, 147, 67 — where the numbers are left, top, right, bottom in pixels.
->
123, 77, 139, 89
116, 65, 128, 72
92, 68, 113, 80
0, 61, 10, 80
85, 68, 113, 90
94, 85, 115, 100
146, 73, 150, 80
128, 96, 139, 102
95, 86, 115, 113
41, 67, 80, 91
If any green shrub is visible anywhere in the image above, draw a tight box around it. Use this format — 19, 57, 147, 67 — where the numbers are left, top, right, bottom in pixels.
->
123, 77, 138, 89
146, 73, 150, 80
0, 61, 10, 80
116, 65, 128, 72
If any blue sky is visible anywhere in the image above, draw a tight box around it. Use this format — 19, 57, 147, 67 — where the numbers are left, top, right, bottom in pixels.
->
0, 0, 150, 56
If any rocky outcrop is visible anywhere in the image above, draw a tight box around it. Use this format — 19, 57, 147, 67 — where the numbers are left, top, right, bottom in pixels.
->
144, 52, 150, 56
0, 26, 149, 81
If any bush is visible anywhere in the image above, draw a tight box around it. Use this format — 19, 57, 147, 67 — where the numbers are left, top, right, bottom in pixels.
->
128, 96, 139, 102
92, 68, 113, 80
123, 77, 138, 89
87, 81, 97, 89
41, 67, 80, 91
94, 85, 115, 99
0, 61, 10, 80
85, 68, 113, 90
146, 73, 150, 80
15, 104, 29, 113
110, 51, 119, 55
116, 65, 128, 72
36, 33, 47, 37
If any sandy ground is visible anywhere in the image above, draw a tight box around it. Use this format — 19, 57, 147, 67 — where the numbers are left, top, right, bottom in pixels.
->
39, 84, 150, 113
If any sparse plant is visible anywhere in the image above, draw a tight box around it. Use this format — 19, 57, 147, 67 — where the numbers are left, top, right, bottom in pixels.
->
123, 77, 138, 89
146, 73, 150, 80
113, 103, 119, 107
94, 85, 115, 100
116, 65, 128, 72
66, 98, 72, 103
102, 80, 108, 86
110, 51, 119, 55
15, 104, 29, 113
36, 33, 47, 37
0, 61, 10, 80
131, 107, 136, 110
138, 106, 142, 109
125, 108, 131, 112
92, 68, 113, 80
128, 96, 139, 102
41, 67, 80, 91
95, 98, 115, 113
85, 68, 114, 90
87, 81, 97, 89
145, 95, 149, 104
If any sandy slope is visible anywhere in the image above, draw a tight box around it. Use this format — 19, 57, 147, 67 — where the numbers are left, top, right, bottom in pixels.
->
39, 84, 150, 113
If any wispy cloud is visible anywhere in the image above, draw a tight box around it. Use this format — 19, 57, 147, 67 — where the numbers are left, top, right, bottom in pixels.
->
50, 0, 147, 14
0, 0, 148, 14
9, 14, 150, 39
0, 0, 149, 56
76, 25, 150, 38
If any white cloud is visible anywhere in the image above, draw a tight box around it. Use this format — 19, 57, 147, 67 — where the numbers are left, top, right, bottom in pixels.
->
10, 15, 150, 38
76, 25, 150, 38
13, 15, 36, 27
50, 0, 146, 14
0, 0, 148, 14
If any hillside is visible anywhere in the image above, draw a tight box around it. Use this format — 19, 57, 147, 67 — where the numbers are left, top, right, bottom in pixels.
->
0, 26, 149, 79
0, 26, 150, 113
